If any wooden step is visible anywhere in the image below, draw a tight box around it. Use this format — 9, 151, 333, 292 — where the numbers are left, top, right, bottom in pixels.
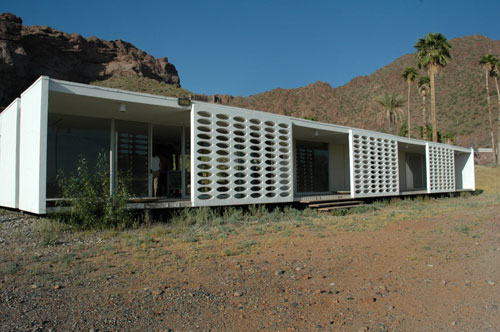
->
308, 200, 363, 208
318, 204, 366, 212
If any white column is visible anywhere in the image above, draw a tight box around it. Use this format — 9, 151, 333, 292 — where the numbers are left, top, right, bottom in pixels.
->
425, 143, 431, 193
109, 119, 116, 195
148, 123, 153, 197
348, 129, 355, 198
181, 126, 187, 199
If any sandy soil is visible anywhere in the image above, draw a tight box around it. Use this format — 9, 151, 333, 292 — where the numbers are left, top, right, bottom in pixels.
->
1, 166, 499, 332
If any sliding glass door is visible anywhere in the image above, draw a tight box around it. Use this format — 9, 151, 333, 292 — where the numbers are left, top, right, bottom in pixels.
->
115, 121, 149, 197
295, 140, 329, 194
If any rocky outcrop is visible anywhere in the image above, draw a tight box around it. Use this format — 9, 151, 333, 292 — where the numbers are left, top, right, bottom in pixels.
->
0, 13, 180, 108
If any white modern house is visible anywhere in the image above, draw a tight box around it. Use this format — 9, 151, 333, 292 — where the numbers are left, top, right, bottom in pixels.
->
0, 76, 475, 215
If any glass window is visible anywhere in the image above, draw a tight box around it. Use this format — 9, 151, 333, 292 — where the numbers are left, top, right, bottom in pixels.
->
115, 120, 149, 197
184, 127, 191, 197
296, 140, 329, 193
47, 114, 110, 198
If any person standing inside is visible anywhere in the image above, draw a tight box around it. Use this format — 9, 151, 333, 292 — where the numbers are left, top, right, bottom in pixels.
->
152, 152, 161, 197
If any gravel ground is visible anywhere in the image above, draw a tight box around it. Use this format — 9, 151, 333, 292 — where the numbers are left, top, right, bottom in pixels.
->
1, 182, 500, 331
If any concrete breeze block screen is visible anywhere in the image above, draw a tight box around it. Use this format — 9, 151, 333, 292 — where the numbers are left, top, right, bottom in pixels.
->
351, 131, 399, 198
428, 145, 455, 192
191, 103, 294, 206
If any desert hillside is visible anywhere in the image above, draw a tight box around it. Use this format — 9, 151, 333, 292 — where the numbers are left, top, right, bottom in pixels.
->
228, 35, 500, 147
2, 12, 499, 147
0, 13, 180, 108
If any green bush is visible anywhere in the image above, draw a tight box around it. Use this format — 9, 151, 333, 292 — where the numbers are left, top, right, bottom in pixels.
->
32, 218, 71, 245
170, 207, 222, 227
56, 154, 131, 230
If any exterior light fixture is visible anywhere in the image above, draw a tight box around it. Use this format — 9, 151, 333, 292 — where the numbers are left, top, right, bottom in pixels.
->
314, 130, 319, 137
178, 97, 191, 107
119, 103, 126, 112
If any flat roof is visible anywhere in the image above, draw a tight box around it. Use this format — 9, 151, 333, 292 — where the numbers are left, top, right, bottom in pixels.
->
46, 76, 472, 153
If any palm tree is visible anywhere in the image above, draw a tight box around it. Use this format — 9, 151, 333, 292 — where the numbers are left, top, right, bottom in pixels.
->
415, 33, 452, 142
417, 76, 431, 139
479, 54, 498, 164
491, 58, 500, 165
375, 93, 405, 134
401, 67, 418, 138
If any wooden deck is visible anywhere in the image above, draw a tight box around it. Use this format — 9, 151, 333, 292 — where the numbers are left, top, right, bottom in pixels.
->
46, 197, 191, 213
46, 188, 475, 214
127, 197, 191, 209
295, 193, 352, 204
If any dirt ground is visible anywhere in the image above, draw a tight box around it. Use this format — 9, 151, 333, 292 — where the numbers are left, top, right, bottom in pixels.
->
1, 166, 500, 332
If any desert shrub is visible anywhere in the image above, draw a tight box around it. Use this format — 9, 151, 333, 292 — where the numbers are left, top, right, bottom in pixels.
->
31, 218, 72, 245
170, 207, 222, 227
56, 154, 132, 230
223, 207, 244, 224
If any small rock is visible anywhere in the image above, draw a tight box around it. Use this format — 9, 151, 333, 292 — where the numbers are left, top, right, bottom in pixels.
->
464, 280, 472, 287
152, 289, 164, 296
234, 291, 243, 297
363, 297, 377, 304
275, 269, 285, 275
31, 284, 38, 289
451, 321, 456, 326
53, 284, 61, 290
387, 304, 395, 310
486, 280, 495, 286
295, 267, 302, 271
440, 280, 448, 287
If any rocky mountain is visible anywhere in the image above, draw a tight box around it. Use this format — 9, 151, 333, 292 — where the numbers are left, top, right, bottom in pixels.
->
227, 35, 500, 147
2, 12, 498, 148
0, 13, 180, 108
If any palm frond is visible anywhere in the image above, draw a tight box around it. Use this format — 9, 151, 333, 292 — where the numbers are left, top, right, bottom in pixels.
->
479, 54, 499, 74
414, 32, 452, 71
402, 66, 418, 82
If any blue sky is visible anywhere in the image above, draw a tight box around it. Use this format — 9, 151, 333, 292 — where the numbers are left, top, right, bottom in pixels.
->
3, 0, 500, 96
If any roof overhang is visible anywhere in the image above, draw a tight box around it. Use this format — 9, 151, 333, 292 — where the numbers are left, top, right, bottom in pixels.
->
48, 78, 191, 127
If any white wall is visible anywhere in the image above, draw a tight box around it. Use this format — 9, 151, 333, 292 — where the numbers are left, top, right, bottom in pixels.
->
350, 129, 399, 198
0, 98, 21, 208
328, 143, 350, 192
455, 149, 475, 190
18, 77, 49, 214
398, 151, 407, 191
427, 143, 455, 193
191, 102, 294, 207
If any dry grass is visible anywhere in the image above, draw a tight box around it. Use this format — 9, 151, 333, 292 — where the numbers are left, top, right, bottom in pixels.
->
475, 165, 500, 193
90, 75, 191, 98
9, 166, 498, 281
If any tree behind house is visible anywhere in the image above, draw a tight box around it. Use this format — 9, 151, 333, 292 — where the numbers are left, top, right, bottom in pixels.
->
374, 92, 405, 134
417, 76, 430, 140
490, 57, 500, 165
402, 67, 418, 138
479, 54, 498, 164
415, 33, 452, 142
